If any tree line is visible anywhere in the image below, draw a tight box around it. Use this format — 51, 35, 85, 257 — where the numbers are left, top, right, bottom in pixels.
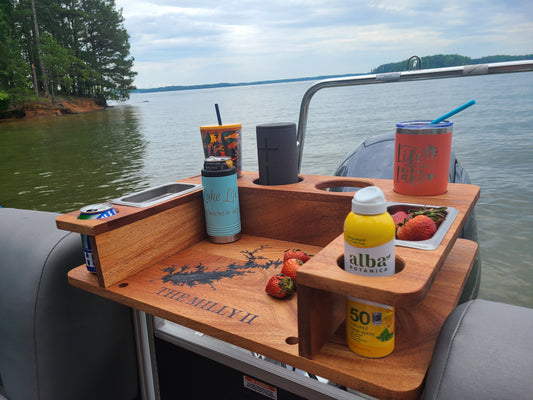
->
0, 0, 136, 110
371, 54, 533, 74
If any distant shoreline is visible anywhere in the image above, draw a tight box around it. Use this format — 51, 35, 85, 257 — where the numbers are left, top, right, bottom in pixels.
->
134, 53, 533, 94
4, 54, 531, 120
132, 73, 366, 94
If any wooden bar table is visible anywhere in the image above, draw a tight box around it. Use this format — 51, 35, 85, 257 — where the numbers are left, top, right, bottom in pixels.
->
57, 172, 480, 400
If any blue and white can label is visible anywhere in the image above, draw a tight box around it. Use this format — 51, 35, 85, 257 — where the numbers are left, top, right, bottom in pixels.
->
81, 234, 97, 273
201, 157, 241, 244
78, 203, 117, 273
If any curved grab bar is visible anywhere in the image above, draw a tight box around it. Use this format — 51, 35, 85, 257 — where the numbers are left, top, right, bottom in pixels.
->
407, 55, 422, 70
296, 60, 533, 172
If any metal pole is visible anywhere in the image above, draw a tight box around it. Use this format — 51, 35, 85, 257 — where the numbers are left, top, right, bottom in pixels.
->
133, 310, 160, 400
296, 60, 533, 172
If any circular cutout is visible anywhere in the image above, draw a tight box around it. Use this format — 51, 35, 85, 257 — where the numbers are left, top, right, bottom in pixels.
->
337, 254, 405, 274
118, 282, 129, 288
285, 336, 299, 345
315, 179, 373, 193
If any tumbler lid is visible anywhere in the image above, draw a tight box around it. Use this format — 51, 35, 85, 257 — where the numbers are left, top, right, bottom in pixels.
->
396, 120, 452, 135
203, 156, 233, 171
202, 156, 236, 177
351, 186, 387, 215
200, 123, 241, 131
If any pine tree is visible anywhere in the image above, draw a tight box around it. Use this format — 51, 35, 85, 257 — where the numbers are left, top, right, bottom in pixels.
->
30, 0, 49, 95
0, 0, 32, 104
0, 0, 136, 103
80, 0, 136, 100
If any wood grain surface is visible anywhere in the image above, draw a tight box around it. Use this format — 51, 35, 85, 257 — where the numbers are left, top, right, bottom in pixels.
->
61, 172, 480, 399
68, 236, 476, 399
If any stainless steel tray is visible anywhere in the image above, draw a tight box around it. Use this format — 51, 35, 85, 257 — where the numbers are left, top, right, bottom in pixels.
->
387, 202, 459, 250
112, 182, 201, 207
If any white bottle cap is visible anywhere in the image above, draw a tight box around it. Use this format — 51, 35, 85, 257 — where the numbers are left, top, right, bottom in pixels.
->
352, 186, 387, 215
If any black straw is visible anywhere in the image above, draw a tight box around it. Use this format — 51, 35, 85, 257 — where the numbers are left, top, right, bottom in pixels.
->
215, 104, 222, 125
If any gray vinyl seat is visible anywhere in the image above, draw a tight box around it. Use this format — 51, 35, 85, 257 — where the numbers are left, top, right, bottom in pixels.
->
422, 299, 533, 400
0, 208, 139, 400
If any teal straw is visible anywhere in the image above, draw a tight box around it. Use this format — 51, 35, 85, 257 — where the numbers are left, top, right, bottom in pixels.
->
430, 100, 476, 124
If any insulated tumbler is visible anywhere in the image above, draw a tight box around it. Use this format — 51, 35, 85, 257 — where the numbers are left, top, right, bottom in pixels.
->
393, 120, 453, 195
200, 124, 242, 177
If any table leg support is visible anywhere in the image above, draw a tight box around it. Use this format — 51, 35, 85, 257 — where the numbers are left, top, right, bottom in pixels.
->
133, 309, 160, 400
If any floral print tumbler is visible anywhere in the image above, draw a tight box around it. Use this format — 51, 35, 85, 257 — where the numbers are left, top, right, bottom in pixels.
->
200, 123, 242, 177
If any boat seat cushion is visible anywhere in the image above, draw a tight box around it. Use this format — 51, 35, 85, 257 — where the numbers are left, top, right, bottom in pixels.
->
422, 299, 533, 400
0, 208, 138, 400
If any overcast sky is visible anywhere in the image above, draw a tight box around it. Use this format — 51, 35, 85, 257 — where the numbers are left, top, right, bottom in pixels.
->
114, 0, 533, 89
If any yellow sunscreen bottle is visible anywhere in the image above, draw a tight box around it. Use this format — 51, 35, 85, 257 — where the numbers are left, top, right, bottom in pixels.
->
344, 186, 395, 358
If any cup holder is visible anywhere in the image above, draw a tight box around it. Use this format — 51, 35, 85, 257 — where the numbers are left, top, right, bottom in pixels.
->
337, 254, 405, 274
315, 179, 373, 193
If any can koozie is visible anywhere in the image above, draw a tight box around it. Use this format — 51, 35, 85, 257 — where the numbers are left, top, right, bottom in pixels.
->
201, 156, 241, 244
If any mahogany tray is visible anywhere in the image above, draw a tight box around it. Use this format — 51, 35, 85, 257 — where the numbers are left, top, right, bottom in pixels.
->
58, 172, 480, 399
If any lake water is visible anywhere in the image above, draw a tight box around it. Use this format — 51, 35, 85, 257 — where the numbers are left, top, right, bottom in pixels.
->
1, 72, 532, 308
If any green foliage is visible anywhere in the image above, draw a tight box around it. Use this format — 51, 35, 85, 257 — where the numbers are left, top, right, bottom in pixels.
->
0, 0, 136, 101
78, 0, 136, 100
40, 32, 98, 96
0, 90, 10, 111
0, 1, 27, 89
471, 54, 533, 64
372, 54, 471, 73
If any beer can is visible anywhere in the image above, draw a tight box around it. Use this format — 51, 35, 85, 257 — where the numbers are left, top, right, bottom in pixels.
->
79, 203, 117, 220
78, 203, 117, 273
201, 156, 241, 244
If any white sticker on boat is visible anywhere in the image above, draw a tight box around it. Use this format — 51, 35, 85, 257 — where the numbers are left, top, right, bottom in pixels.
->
243, 375, 277, 399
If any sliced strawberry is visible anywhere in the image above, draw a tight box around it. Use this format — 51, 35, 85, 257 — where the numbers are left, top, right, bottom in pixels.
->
391, 211, 409, 230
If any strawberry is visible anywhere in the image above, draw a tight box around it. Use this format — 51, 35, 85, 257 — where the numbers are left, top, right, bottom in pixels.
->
283, 249, 311, 264
397, 215, 437, 241
281, 258, 303, 282
265, 274, 295, 299
391, 211, 409, 230
410, 206, 448, 228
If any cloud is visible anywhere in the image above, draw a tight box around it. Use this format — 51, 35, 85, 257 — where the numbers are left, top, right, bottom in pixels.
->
115, 0, 533, 88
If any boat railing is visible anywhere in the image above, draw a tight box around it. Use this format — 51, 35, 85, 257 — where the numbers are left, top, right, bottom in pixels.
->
296, 59, 533, 172
406, 55, 422, 70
